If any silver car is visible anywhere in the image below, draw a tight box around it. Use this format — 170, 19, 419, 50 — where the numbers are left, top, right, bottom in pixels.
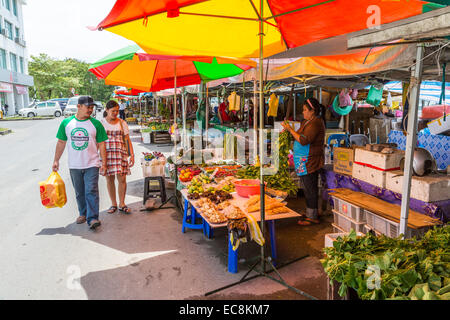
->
19, 101, 63, 117
64, 97, 98, 117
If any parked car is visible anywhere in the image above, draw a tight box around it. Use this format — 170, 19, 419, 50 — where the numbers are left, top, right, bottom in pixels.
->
94, 101, 104, 113
49, 98, 69, 112
18, 101, 63, 117
64, 96, 97, 117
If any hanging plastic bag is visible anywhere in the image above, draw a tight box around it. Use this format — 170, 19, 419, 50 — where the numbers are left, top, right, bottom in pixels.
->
386, 91, 393, 108
339, 89, 352, 107
367, 85, 383, 107
350, 88, 358, 100
39, 171, 67, 208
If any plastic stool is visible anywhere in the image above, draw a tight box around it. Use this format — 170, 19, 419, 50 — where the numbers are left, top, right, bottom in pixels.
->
327, 134, 349, 160
182, 199, 204, 233
143, 176, 166, 204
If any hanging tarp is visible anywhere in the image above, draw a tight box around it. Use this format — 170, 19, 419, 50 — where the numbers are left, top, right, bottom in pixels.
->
96, 0, 427, 59
236, 44, 418, 81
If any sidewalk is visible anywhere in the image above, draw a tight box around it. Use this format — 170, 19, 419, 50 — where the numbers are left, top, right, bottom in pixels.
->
121, 124, 332, 300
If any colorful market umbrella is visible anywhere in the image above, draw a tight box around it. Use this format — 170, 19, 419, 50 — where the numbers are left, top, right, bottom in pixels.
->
95, 0, 428, 59
89, 44, 255, 92
94, 0, 432, 283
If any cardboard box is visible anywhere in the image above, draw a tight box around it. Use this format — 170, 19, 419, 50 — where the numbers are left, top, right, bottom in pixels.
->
333, 147, 354, 176
385, 170, 450, 202
352, 162, 387, 188
354, 148, 404, 170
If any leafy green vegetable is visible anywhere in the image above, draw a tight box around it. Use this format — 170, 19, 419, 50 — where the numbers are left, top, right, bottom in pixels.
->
321, 225, 450, 300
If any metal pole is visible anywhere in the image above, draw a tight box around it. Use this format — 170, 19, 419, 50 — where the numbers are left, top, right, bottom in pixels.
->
293, 91, 296, 121
253, 78, 258, 160
174, 60, 177, 161
399, 44, 424, 237
206, 82, 209, 146
258, 0, 265, 273
182, 87, 187, 150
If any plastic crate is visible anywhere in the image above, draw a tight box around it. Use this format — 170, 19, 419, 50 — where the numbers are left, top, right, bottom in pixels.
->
331, 196, 366, 222
364, 210, 430, 239
363, 224, 383, 237
332, 209, 366, 233
325, 231, 365, 248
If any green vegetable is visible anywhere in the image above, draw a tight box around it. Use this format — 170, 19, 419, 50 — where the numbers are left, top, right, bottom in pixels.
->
321, 226, 450, 300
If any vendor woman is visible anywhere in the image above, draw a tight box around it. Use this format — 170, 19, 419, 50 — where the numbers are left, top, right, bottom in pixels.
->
281, 98, 325, 225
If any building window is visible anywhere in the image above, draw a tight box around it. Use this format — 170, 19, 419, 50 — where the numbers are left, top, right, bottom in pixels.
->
4, 20, 12, 40
4, 0, 10, 11
12, 0, 17, 16
0, 49, 6, 69
19, 56, 23, 73
15, 26, 18, 39
10, 52, 17, 72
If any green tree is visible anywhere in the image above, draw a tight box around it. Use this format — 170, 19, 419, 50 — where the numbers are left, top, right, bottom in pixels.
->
28, 54, 115, 102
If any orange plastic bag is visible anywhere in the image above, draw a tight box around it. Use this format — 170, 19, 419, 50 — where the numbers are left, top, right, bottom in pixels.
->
39, 171, 67, 208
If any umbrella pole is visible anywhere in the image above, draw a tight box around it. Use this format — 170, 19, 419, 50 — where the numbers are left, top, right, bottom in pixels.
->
174, 60, 177, 160
206, 82, 209, 147
253, 78, 257, 161
258, 0, 266, 275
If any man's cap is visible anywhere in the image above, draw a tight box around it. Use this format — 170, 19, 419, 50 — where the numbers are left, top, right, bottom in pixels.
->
78, 96, 97, 106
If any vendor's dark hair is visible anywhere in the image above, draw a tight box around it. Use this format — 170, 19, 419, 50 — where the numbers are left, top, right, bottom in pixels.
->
304, 97, 326, 124
103, 100, 119, 117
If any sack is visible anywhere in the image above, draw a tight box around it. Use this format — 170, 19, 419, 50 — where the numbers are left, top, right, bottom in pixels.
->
119, 119, 131, 156
39, 171, 67, 208
367, 85, 383, 107
350, 89, 358, 100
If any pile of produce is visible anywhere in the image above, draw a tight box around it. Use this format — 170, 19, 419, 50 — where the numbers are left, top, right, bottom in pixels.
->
244, 194, 289, 215
235, 131, 298, 194
194, 198, 227, 224
179, 168, 195, 182
177, 165, 201, 176
147, 121, 170, 131
143, 151, 165, 161
321, 226, 450, 300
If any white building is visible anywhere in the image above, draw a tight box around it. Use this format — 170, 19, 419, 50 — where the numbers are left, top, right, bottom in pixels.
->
0, 0, 33, 115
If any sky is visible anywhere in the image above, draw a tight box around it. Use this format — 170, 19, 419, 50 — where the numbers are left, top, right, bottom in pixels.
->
22, 0, 135, 63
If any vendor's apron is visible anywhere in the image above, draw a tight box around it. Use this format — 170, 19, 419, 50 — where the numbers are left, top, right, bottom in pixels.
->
293, 140, 310, 176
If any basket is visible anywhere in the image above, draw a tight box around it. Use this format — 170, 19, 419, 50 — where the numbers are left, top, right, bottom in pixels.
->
331, 196, 366, 222
364, 210, 430, 239
332, 209, 366, 233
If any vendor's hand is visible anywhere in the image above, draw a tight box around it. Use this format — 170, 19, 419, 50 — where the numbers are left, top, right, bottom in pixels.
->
52, 160, 59, 172
280, 121, 292, 132
129, 155, 135, 168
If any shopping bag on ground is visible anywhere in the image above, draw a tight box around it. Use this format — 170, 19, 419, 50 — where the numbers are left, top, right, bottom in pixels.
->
39, 171, 67, 208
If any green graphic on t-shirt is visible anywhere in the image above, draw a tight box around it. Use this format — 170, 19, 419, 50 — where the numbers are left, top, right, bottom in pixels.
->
71, 127, 89, 151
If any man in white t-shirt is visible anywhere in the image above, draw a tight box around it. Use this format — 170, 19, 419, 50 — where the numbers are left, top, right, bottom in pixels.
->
119, 100, 126, 120
52, 96, 108, 230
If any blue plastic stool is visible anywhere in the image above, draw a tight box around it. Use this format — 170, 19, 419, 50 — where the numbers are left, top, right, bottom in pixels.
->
227, 220, 278, 273
327, 134, 350, 160
182, 199, 204, 233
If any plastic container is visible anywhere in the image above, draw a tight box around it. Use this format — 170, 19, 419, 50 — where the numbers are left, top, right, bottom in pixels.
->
233, 179, 265, 198
364, 210, 431, 239
325, 231, 365, 247
332, 209, 366, 233
331, 196, 366, 222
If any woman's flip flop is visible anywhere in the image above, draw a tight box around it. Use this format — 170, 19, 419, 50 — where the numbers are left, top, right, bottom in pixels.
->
107, 206, 117, 214
297, 216, 320, 226
119, 206, 132, 214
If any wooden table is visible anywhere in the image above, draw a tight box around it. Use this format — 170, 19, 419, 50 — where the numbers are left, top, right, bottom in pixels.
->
180, 189, 301, 273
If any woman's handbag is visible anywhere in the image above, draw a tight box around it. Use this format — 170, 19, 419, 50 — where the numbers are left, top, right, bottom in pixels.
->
119, 119, 131, 156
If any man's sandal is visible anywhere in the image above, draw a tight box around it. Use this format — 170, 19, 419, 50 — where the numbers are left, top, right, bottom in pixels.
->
297, 216, 320, 226
107, 206, 117, 214
119, 206, 132, 214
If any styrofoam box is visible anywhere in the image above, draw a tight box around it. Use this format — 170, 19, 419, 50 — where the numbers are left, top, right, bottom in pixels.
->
352, 162, 387, 188
354, 148, 404, 170
364, 210, 431, 239
331, 196, 366, 222
385, 170, 450, 203
332, 209, 366, 233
